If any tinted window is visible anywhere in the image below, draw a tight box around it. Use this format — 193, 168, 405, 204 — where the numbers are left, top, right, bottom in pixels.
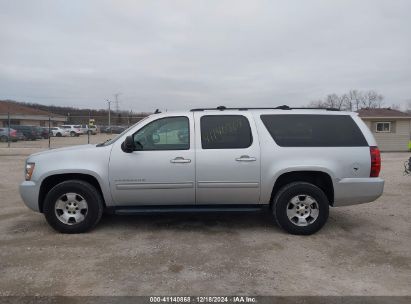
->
260, 114, 367, 147
133, 116, 189, 150
201, 115, 252, 149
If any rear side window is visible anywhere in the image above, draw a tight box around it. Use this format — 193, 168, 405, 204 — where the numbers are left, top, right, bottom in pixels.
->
260, 114, 367, 147
201, 115, 252, 149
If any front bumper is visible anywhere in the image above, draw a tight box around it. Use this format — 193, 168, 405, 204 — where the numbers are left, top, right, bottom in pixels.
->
333, 177, 384, 207
19, 181, 41, 212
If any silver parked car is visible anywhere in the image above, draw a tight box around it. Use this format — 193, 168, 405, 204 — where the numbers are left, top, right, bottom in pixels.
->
60, 125, 83, 136
50, 127, 70, 137
19, 106, 384, 234
80, 124, 98, 135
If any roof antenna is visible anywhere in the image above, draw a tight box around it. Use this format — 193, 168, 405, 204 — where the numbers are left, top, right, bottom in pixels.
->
216, 106, 226, 111
154, 109, 161, 114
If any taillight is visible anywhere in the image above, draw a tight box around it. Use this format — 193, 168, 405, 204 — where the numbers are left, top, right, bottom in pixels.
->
370, 146, 381, 177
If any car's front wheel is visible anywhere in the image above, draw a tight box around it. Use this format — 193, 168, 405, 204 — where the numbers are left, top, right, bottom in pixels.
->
43, 180, 103, 233
272, 182, 329, 235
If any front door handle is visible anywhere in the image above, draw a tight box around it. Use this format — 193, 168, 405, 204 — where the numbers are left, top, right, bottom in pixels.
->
171, 157, 191, 163
235, 155, 256, 162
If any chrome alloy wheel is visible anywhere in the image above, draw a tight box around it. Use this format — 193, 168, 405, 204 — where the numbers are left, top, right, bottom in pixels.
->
286, 195, 319, 226
54, 193, 88, 225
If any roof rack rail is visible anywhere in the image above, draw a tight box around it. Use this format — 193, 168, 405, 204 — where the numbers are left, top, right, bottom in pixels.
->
190, 106, 340, 112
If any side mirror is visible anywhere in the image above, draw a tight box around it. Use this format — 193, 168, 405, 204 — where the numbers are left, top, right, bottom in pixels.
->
121, 136, 134, 153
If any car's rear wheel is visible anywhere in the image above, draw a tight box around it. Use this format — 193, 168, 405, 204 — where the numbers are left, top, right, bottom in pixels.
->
272, 182, 329, 235
56, 132, 62, 137
70, 131, 76, 137
43, 180, 103, 233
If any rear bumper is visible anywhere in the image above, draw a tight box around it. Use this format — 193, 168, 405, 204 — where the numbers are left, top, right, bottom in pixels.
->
19, 181, 41, 212
333, 177, 384, 207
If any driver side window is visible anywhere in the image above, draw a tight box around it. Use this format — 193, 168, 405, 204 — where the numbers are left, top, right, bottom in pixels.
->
133, 116, 190, 151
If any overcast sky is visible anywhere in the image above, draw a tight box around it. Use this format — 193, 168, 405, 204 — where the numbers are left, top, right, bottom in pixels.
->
0, 0, 410, 112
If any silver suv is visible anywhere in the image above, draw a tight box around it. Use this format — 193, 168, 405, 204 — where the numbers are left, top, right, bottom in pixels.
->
60, 125, 83, 137
19, 106, 384, 235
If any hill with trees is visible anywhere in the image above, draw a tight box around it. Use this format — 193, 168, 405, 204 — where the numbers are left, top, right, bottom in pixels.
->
0, 99, 150, 126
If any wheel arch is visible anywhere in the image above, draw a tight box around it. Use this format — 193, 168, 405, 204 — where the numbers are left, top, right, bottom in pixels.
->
38, 173, 106, 213
270, 170, 334, 206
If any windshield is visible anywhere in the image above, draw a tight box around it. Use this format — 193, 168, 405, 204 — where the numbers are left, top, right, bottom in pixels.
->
97, 116, 150, 147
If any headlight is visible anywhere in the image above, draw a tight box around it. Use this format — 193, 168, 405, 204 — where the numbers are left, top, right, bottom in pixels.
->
25, 162, 35, 181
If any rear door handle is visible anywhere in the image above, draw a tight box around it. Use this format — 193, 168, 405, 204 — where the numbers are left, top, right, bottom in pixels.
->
235, 155, 256, 162
171, 157, 191, 163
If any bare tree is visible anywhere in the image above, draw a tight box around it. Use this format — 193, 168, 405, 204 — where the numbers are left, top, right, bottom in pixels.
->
344, 90, 364, 111
310, 90, 384, 111
308, 99, 326, 108
361, 90, 384, 108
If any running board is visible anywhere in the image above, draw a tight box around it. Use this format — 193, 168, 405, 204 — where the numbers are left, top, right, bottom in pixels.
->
113, 205, 268, 215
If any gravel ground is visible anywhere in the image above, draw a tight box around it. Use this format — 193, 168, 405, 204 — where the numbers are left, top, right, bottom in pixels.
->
0, 146, 410, 296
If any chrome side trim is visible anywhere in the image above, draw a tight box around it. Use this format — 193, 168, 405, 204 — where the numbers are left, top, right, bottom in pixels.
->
116, 182, 194, 190
197, 182, 259, 188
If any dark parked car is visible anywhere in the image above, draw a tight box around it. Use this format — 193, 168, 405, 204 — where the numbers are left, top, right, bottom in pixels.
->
101, 126, 127, 134
0, 127, 18, 142
15, 130, 25, 140
37, 127, 50, 139
100, 126, 110, 133
10, 125, 41, 140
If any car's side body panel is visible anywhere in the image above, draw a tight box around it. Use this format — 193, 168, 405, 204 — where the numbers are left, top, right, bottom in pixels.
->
251, 110, 384, 206
20, 145, 114, 211
193, 111, 261, 204
108, 113, 196, 206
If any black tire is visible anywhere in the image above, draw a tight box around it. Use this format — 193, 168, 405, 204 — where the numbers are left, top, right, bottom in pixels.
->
56, 132, 62, 137
0, 135, 7, 142
272, 182, 329, 235
70, 131, 75, 137
43, 180, 104, 233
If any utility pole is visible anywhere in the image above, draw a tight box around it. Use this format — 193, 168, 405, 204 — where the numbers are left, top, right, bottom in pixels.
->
87, 110, 91, 144
106, 99, 112, 133
7, 112, 10, 148
48, 115, 51, 149
114, 93, 121, 125
114, 93, 121, 114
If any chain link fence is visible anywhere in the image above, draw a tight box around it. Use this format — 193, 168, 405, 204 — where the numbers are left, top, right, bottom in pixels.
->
0, 113, 147, 149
